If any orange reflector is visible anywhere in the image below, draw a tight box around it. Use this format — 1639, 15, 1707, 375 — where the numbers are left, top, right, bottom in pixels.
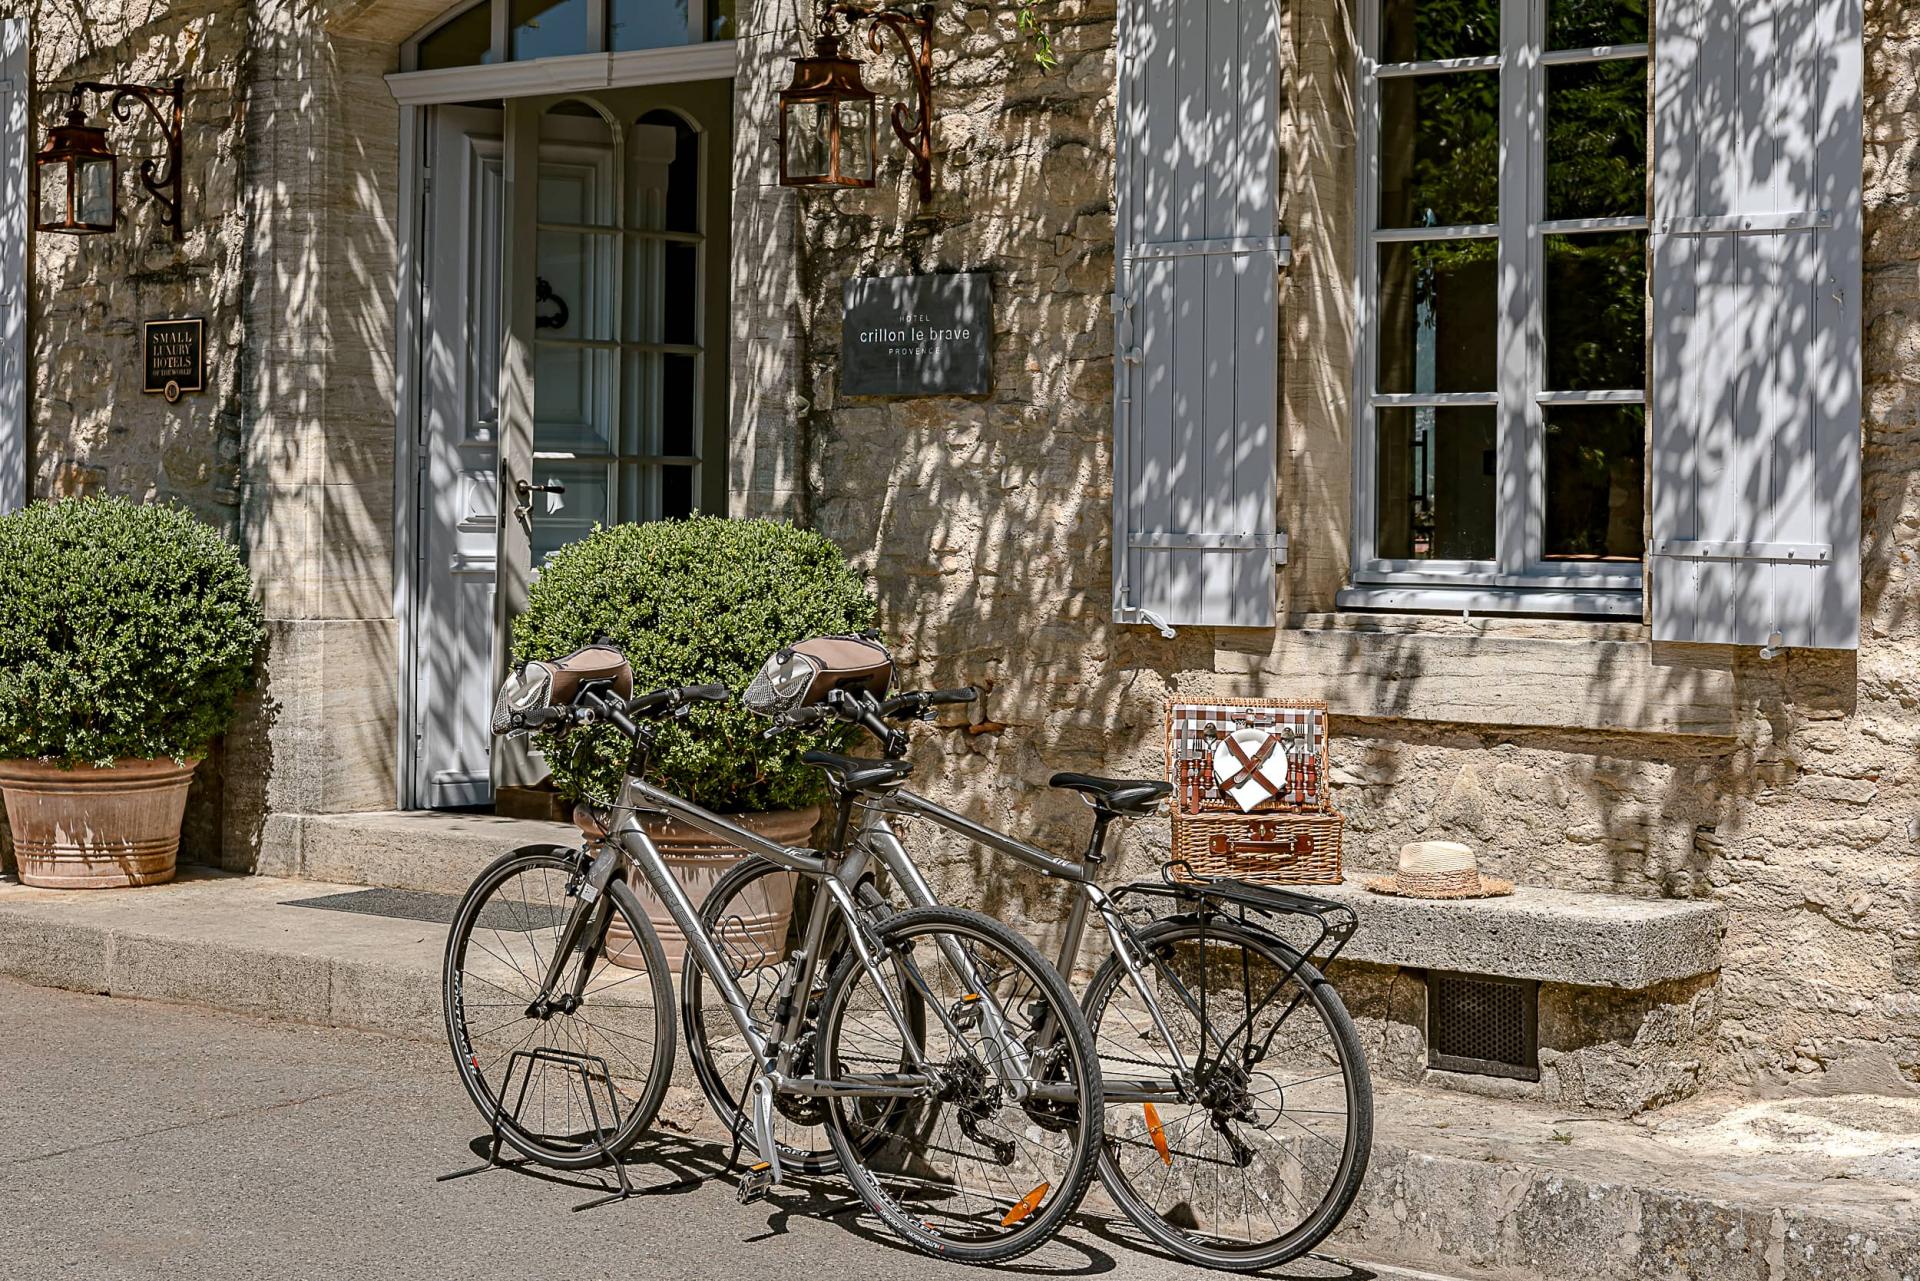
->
1144, 1102, 1172, 1166
960, 993, 980, 1002
1000, 1181, 1050, 1227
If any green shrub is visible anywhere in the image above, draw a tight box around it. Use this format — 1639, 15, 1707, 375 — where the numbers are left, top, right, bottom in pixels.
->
513, 516, 878, 812
0, 497, 266, 767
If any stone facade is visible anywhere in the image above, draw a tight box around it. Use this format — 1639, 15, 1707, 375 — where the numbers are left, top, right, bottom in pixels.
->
5, 0, 1915, 1111
735, 0, 1920, 1104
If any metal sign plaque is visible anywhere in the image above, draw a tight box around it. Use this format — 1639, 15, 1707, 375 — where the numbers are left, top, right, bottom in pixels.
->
143, 317, 205, 403
840, 272, 992, 397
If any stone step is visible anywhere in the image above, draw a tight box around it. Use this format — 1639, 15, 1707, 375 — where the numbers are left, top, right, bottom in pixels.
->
258, 810, 580, 896
0, 868, 1912, 1281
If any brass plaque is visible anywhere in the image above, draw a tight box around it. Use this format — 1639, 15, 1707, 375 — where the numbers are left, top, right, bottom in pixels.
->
144, 317, 205, 403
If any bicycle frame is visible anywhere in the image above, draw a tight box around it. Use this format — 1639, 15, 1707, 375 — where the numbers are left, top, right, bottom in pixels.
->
525, 702, 1040, 1126
847, 790, 1200, 1103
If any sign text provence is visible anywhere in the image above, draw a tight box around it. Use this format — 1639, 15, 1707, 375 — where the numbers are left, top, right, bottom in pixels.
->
840, 272, 991, 397
143, 317, 205, 403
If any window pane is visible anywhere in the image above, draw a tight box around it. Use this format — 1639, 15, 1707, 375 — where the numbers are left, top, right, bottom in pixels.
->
535, 229, 618, 341
609, 0, 690, 50
632, 110, 699, 234
662, 465, 695, 518
1544, 405, 1644, 560
620, 352, 699, 456
1376, 406, 1497, 561
1544, 231, 1645, 390
533, 345, 613, 451
708, 0, 734, 40
512, 0, 591, 60
529, 462, 612, 565
1545, 59, 1647, 220
1377, 241, 1497, 394
418, 2, 494, 69
1547, 0, 1647, 50
1380, 0, 1499, 61
1379, 71, 1498, 228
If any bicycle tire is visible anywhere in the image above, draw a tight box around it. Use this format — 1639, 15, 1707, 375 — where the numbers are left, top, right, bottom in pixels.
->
1082, 914, 1372, 1270
818, 905, 1104, 1264
444, 845, 676, 1170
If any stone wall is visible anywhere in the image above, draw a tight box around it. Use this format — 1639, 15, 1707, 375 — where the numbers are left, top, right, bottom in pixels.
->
738, 0, 1920, 1101
4, 0, 417, 871
7, 0, 260, 865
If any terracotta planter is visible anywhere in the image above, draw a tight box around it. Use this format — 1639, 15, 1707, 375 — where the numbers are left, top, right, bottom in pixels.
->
607, 806, 817, 975
0, 757, 200, 889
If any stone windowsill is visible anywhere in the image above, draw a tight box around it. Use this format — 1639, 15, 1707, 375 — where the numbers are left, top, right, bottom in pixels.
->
1212, 614, 1739, 737
1306, 876, 1726, 989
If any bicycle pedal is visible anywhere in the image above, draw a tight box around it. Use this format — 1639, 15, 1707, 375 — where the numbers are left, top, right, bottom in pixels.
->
737, 1161, 775, 1205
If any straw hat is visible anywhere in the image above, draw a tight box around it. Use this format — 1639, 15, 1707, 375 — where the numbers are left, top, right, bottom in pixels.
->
1364, 840, 1513, 899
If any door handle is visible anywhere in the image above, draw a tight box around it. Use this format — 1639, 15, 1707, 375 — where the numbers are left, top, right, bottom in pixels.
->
506, 473, 566, 531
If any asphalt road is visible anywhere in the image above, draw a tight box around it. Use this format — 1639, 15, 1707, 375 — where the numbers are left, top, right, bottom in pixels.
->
0, 978, 1465, 1281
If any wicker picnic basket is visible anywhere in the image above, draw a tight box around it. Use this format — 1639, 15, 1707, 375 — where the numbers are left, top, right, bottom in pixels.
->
1164, 698, 1344, 886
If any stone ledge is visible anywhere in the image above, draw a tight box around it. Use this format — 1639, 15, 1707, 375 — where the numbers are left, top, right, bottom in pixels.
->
1311, 876, 1726, 988
1213, 618, 1739, 737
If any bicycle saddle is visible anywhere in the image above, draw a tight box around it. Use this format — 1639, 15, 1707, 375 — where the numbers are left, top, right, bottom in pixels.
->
802, 749, 914, 793
1049, 773, 1172, 818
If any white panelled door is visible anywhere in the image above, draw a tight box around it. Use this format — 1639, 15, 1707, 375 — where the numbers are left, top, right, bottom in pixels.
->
1112, 0, 1286, 631
416, 104, 506, 808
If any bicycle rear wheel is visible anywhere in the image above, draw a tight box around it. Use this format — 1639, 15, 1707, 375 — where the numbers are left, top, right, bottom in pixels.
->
818, 906, 1103, 1264
444, 845, 675, 1169
1083, 916, 1372, 1270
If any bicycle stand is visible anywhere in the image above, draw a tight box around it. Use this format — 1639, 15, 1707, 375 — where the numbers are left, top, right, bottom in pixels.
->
437, 1046, 636, 1212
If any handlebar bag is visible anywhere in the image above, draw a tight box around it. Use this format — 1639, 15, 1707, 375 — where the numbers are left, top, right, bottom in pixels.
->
742, 635, 892, 717
490, 644, 635, 736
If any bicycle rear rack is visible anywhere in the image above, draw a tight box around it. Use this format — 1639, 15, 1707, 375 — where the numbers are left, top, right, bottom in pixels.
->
437, 1045, 636, 1212
1113, 861, 1360, 979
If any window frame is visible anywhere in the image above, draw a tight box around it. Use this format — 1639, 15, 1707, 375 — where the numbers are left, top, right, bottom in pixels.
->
1351, 0, 1650, 604
402, 0, 718, 71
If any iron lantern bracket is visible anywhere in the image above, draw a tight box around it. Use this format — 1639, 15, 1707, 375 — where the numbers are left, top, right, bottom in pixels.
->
66, 77, 186, 241
825, 2, 935, 204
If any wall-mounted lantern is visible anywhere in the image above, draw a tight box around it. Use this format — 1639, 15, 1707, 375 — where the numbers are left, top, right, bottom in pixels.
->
34, 106, 117, 235
778, 3, 935, 204
35, 78, 186, 241
777, 30, 878, 191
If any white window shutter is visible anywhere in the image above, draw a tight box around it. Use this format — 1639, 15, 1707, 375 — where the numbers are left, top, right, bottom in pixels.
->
1649, 0, 1863, 649
1112, 0, 1286, 632
0, 20, 25, 515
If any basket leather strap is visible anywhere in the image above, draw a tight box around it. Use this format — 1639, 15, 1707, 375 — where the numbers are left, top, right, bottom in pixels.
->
1219, 734, 1285, 794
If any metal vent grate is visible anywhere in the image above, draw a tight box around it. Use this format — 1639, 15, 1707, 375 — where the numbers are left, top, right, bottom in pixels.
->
1428, 971, 1539, 1081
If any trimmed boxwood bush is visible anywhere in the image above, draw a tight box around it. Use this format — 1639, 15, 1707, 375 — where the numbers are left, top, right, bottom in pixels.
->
0, 497, 266, 767
514, 516, 878, 812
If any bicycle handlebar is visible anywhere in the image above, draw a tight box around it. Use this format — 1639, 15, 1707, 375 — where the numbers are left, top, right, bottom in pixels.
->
880, 687, 977, 721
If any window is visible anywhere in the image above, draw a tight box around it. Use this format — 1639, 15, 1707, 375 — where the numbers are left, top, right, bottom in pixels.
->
411, 0, 730, 71
1355, 0, 1648, 604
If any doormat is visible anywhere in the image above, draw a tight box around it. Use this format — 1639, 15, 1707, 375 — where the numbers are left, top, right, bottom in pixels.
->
282, 887, 560, 932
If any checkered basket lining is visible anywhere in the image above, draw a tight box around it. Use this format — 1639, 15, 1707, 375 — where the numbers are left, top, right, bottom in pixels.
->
1164, 698, 1331, 815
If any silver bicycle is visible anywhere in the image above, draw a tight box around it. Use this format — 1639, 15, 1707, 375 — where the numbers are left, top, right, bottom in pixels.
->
687, 682, 1372, 1271
440, 645, 1105, 1264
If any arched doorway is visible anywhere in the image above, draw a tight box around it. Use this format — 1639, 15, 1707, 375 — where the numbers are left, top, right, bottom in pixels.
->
397, 2, 733, 808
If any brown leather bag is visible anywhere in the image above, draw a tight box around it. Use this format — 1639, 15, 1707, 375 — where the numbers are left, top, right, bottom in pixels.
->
742, 635, 892, 716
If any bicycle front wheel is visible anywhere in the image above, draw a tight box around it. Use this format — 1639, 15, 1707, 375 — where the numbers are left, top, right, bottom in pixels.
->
682, 854, 843, 1174
1084, 916, 1372, 1270
444, 845, 675, 1169
818, 906, 1103, 1265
